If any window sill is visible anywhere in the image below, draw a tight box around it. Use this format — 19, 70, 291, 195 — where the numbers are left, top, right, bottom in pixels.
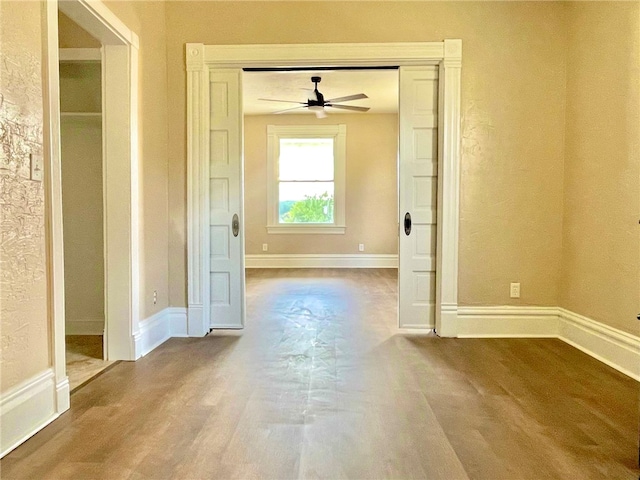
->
267, 225, 346, 235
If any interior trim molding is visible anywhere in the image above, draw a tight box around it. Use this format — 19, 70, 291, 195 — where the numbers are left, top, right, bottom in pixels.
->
245, 254, 399, 269
133, 307, 189, 359
457, 306, 559, 338
558, 308, 640, 381
457, 306, 640, 381
65, 318, 105, 335
0, 369, 59, 458
186, 40, 462, 336
58, 47, 101, 62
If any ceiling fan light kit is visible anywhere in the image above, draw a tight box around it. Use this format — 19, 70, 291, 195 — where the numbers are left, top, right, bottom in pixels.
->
258, 76, 371, 118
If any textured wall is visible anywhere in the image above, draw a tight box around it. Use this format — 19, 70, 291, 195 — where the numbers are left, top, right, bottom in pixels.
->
244, 114, 398, 255
165, 1, 567, 308
561, 2, 640, 335
0, 1, 50, 392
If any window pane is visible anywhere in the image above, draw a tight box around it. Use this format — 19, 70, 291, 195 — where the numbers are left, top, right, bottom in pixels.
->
279, 182, 334, 223
279, 138, 334, 181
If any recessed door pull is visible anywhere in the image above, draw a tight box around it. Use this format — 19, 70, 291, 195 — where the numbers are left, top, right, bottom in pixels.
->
404, 212, 412, 236
232, 214, 240, 237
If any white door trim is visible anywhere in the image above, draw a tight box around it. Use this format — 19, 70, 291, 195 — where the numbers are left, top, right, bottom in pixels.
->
46, 0, 140, 415
185, 41, 462, 337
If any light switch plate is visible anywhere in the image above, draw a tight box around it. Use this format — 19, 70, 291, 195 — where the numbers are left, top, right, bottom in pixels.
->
30, 154, 43, 182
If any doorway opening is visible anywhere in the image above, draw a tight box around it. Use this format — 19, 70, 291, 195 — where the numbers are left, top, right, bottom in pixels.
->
241, 68, 401, 329
58, 12, 115, 388
186, 41, 462, 338
45, 0, 140, 414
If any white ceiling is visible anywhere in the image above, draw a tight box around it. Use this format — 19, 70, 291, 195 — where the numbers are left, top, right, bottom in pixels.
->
242, 69, 399, 116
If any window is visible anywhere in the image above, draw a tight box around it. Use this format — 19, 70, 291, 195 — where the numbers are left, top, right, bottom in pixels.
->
267, 125, 346, 234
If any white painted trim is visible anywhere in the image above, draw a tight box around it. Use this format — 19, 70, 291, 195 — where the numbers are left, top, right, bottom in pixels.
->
245, 254, 398, 269
186, 43, 209, 338
187, 42, 462, 337
0, 369, 58, 458
457, 306, 559, 338
169, 307, 189, 337
55, 377, 70, 415
58, 0, 138, 48
134, 309, 170, 358
435, 39, 462, 337
396, 328, 435, 335
133, 307, 189, 358
455, 306, 640, 381
201, 43, 445, 68
559, 309, 640, 381
43, 0, 70, 438
60, 112, 102, 119
65, 318, 105, 335
59, 48, 101, 62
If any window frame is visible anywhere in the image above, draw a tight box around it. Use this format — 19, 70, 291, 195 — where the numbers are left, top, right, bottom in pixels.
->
266, 124, 346, 234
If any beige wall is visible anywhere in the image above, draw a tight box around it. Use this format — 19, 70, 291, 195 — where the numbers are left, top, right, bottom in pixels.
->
244, 114, 398, 255
166, 1, 567, 307
560, 2, 640, 335
0, 1, 50, 391
58, 11, 100, 48
101, 1, 170, 319
58, 63, 101, 114
60, 114, 104, 325
58, 24, 105, 329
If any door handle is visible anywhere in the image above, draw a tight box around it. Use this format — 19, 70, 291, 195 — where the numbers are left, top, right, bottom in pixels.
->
404, 212, 412, 236
232, 213, 240, 237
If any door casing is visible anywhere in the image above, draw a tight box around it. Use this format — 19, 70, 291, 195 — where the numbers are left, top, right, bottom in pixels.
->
185, 41, 462, 337
45, 0, 141, 420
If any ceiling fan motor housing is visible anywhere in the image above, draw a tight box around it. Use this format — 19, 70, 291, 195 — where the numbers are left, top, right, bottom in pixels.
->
309, 76, 325, 106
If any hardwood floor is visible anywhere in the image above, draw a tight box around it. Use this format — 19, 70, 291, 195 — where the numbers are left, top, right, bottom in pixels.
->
2, 269, 638, 479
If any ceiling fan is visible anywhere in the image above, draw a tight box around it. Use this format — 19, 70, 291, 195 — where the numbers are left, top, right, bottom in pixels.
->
259, 76, 370, 118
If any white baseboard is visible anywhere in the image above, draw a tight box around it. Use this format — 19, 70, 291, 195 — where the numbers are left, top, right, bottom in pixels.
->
245, 254, 398, 269
1, 369, 59, 458
169, 307, 188, 337
558, 309, 640, 381
65, 318, 104, 335
457, 306, 559, 338
133, 307, 189, 359
455, 306, 640, 380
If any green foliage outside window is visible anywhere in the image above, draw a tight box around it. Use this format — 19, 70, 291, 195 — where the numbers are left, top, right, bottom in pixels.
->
280, 192, 334, 223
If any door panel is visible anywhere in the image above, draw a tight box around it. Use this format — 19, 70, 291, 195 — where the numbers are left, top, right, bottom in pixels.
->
399, 67, 439, 329
209, 70, 245, 329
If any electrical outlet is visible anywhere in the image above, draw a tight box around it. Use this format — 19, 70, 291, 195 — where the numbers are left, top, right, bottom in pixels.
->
153, 290, 158, 305
510, 283, 520, 299
262, 243, 268, 252
358, 243, 365, 252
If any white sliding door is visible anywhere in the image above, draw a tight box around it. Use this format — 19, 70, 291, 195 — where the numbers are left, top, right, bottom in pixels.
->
398, 66, 439, 329
208, 69, 245, 329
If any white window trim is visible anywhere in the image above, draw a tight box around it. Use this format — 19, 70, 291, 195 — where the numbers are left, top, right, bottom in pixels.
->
266, 124, 346, 234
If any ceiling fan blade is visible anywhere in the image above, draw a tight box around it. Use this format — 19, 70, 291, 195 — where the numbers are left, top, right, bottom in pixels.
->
325, 93, 368, 103
326, 104, 370, 112
272, 106, 306, 114
258, 98, 305, 105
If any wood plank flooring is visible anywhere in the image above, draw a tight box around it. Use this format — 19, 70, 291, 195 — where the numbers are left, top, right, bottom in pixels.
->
2, 269, 638, 479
